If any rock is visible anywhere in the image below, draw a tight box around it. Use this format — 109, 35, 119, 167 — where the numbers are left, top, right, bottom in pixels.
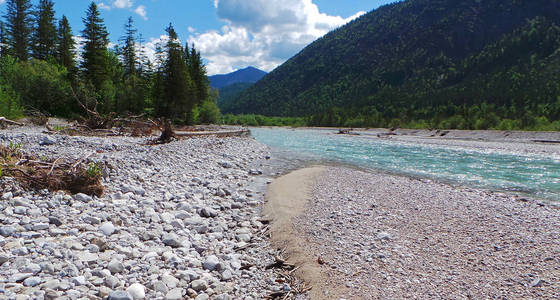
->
531, 278, 544, 287
77, 251, 99, 263
32, 223, 49, 231
105, 275, 120, 288
162, 274, 179, 288
72, 276, 87, 286
195, 293, 209, 300
108, 260, 124, 274
376, 232, 392, 241
126, 283, 146, 299
1, 191, 13, 200
162, 233, 184, 248
100, 222, 116, 236
109, 290, 133, 300
12, 247, 29, 256
165, 288, 183, 300
199, 207, 218, 218
20, 263, 41, 274
220, 161, 234, 168
75, 193, 93, 202
0, 254, 9, 265
191, 279, 207, 292
203, 255, 219, 271
48, 216, 63, 226
40, 135, 57, 146
0, 226, 16, 237
23, 276, 41, 287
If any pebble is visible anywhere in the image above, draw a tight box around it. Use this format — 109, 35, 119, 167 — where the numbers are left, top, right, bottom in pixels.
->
126, 283, 146, 299
203, 255, 220, 271
109, 290, 134, 300
99, 222, 116, 236
165, 288, 183, 300
191, 279, 208, 292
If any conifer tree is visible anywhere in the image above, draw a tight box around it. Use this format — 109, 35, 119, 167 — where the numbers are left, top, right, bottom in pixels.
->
120, 17, 137, 77
161, 24, 194, 121
32, 0, 57, 60
0, 21, 7, 57
56, 15, 76, 74
186, 44, 209, 106
4, 0, 32, 61
81, 2, 110, 90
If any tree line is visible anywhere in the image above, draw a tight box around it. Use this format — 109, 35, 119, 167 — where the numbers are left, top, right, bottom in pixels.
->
0, 0, 220, 124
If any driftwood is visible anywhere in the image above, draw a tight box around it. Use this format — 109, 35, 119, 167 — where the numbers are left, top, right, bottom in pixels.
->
0, 117, 24, 128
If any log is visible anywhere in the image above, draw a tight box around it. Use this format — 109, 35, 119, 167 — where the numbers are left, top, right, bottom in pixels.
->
0, 117, 24, 127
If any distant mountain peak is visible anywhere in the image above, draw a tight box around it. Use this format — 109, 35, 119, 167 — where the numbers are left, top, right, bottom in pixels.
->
209, 66, 267, 89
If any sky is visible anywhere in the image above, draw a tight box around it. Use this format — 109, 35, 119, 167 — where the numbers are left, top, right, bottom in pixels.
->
0, 0, 394, 75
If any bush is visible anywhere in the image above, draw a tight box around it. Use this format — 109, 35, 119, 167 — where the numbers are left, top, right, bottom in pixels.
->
197, 100, 221, 124
0, 85, 23, 119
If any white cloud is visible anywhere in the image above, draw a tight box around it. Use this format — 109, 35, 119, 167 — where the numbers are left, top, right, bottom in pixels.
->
113, 0, 133, 9
135, 5, 148, 20
191, 0, 365, 75
98, 2, 111, 10
0, 0, 6, 5
188, 26, 196, 33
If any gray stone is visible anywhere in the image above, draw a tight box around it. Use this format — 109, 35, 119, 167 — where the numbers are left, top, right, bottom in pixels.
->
107, 260, 124, 274
11, 273, 32, 282
531, 278, 544, 287
162, 233, 184, 248
195, 294, 209, 300
105, 275, 120, 288
40, 135, 57, 146
48, 216, 62, 226
376, 232, 392, 241
0, 226, 16, 237
203, 255, 219, 271
199, 207, 218, 218
108, 290, 133, 300
162, 274, 179, 288
72, 276, 86, 286
100, 222, 116, 236
1, 191, 13, 200
165, 288, 183, 300
74, 193, 93, 203
220, 161, 234, 168
77, 251, 99, 263
20, 263, 41, 274
0, 254, 9, 265
32, 223, 49, 231
126, 283, 145, 299
23, 276, 41, 287
190, 279, 207, 292
12, 247, 29, 256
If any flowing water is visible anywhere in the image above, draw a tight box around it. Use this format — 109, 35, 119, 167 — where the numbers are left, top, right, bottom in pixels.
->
251, 127, 560, 201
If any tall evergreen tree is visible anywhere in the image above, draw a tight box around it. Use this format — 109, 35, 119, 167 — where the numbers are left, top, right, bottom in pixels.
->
81, 2, 110, 90
160, 24, 194, 121
56, 15, 76, 74
186, 43, 209, 106
120, 17, 137, 77
4, 0, 32, 61
0, 21, 7, 57
32, 0, 57, 60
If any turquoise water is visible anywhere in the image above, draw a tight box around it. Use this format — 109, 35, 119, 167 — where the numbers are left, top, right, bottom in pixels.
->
251, 128, 560, 201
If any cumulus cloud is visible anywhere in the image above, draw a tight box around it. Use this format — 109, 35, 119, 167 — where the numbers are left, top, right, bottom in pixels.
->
190, 0, 365, 75
135, 5, 148, 20
98, 2, 111, 10
113, 0, 133, 9
0, 0, 6, 5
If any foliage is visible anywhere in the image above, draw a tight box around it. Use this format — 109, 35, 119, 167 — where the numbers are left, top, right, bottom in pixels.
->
32, 0, 57, 60
81, 2, 110, 90
0, 84, 23, 119
4, 0, 32, 61
224, 0, 560, 131
86, 162, 102, 179
221, 114, 307, 127
56, 15, 76, 77
196, 100, 221, 125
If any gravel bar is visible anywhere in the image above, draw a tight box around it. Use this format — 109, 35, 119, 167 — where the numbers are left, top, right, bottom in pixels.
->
296, 167, 560, 299
0, 126, 282, 300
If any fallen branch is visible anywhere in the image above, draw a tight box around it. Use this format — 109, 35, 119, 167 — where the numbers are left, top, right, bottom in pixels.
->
0, 117, 24, 127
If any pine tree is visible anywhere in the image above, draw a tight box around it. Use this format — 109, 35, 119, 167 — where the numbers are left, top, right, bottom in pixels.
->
4, 0, 32, 61
81, 2, 110, 90
161, 24, 194, 121
56, 15, 76, 74
32, 0, 57, 60
120, 17, 137, 77
186, 43, 209, 106
0, 21, 7, 57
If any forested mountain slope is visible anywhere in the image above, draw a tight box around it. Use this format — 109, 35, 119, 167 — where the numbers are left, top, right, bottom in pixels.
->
209, 67, 266, 89
223, 0, 560, 129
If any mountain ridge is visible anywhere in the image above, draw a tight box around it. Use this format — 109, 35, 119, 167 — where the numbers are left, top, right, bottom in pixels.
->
209, 66, 267, 89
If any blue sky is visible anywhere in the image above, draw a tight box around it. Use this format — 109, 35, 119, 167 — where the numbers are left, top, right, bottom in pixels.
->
0, 0, 393, 74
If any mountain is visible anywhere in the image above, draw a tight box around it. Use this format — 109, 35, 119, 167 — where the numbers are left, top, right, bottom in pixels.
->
216, 82, 254, 105
222, 0, 560, 130
209, 67, 267, 89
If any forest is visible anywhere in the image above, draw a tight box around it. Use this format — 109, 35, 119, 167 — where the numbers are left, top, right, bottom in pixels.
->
0, 0, 220, 125
223, 0, 560, 131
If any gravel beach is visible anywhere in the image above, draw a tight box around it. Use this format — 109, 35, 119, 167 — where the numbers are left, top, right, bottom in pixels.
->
292, 167, 560, 299
0, 126, 282, 300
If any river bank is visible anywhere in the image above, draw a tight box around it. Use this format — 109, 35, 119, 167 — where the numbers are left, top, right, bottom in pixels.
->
0, 126, 282, 299
266, 166, 559, 299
